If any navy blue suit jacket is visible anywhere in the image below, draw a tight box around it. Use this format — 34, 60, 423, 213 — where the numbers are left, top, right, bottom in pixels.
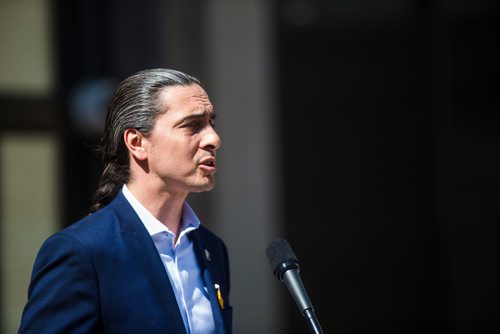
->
19, 192, 232, 334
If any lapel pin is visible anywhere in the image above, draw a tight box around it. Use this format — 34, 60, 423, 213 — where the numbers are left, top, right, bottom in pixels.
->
214, 284, 225, 309
205, 249, 211, 261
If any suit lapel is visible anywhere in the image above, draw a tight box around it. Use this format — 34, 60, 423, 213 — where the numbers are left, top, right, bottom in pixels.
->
110, 192, 187, 334
190, 229, 225, 334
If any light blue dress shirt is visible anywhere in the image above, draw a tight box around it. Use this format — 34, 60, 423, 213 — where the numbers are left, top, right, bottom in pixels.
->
122, 185, 215, 334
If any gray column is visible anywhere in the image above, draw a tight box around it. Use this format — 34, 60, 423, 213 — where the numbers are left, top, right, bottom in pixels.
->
206, 1, 283, 333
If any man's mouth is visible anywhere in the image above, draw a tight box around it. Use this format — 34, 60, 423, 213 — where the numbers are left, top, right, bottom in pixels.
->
199, 157, 217, 173
202, 160, 215, 167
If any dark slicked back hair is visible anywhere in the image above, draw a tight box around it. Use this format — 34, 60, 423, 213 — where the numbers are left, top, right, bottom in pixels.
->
89, 68, 201, 213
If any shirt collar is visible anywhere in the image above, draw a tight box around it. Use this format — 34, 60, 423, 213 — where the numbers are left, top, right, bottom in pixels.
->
122, 184, 200, 238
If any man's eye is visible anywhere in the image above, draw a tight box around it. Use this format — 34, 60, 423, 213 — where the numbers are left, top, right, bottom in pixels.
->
184, 121, 204, 133
181, 117, 215, 133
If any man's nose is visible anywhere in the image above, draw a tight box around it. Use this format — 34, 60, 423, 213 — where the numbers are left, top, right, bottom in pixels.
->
202, 126, 221, 151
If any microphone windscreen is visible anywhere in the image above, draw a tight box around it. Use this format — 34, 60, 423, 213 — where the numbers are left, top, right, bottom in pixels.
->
266, 239, 299, 273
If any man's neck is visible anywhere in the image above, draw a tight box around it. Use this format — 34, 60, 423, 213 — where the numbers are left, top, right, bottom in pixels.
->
126, 181, 187, 238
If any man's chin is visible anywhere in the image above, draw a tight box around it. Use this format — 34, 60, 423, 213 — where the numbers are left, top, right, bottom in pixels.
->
190, 180, 216, 193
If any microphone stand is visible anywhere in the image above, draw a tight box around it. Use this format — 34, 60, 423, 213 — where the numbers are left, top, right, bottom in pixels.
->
282, 270, 324, 334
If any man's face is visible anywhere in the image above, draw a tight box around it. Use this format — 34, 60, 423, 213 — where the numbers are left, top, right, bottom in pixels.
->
142, 84, 221, 195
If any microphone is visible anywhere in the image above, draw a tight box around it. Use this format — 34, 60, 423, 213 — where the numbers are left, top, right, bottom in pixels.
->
266, 239, 324, 334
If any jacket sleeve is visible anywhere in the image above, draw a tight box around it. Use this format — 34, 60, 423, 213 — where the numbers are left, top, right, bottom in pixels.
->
18, 234, 102, 334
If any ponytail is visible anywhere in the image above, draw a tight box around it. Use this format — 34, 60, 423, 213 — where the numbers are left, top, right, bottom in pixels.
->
89, 160, 129, 213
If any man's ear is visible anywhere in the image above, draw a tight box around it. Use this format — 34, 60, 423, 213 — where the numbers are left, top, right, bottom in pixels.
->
123, 128, 148, 161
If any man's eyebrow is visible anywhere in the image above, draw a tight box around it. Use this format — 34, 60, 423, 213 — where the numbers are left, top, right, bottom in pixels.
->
179, 111, 216, 123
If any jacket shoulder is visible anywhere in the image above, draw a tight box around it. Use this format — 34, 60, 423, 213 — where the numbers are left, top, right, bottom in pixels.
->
57, 207, 121, 245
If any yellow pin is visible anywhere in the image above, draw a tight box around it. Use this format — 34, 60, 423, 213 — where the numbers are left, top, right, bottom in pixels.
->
214, 284, 224, 309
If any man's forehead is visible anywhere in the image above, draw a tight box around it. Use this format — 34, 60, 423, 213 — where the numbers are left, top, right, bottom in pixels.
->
157, 85, 214, 118
158, 86, 212, 116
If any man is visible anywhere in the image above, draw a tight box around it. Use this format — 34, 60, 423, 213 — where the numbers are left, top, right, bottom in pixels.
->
19, 69, 232, 334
